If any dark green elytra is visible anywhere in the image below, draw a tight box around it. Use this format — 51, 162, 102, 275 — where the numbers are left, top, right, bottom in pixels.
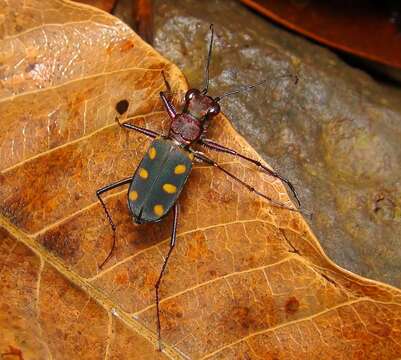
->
128, 137, 193, 223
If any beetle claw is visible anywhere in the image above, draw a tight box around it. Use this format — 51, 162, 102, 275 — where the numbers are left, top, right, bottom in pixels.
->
115, 116, 124, 128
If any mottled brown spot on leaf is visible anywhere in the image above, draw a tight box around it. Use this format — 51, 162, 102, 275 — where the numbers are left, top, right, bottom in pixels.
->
285, 296, 300, 314
41, 232, 80, 264
120, 39, 135, 52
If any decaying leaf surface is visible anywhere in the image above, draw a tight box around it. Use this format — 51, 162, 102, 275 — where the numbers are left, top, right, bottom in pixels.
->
0, 1, 401, 359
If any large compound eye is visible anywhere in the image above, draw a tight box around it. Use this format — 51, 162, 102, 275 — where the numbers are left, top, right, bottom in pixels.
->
207, 103, 220, 116
185, 88, 200, 102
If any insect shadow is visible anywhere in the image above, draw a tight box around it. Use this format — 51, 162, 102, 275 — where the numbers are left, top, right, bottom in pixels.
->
96, 24, 309, 351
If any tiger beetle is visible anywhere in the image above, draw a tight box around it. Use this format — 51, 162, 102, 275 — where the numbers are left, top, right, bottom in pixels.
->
96, 24, 308, 350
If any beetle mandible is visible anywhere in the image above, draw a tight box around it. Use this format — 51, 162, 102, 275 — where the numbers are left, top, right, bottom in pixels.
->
96, 24, 307, 350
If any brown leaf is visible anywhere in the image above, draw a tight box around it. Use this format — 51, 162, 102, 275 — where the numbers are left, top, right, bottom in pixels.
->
75, 0, 117, 13
0, 1, 401, 359
241, 0, 401, 69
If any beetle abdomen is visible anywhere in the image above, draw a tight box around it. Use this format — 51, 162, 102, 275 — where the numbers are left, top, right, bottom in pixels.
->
128, 138, 193, 223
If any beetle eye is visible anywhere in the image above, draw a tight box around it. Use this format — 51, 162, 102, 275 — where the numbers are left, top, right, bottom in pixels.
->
185, 88, 200, 101
208, 103, 220, 116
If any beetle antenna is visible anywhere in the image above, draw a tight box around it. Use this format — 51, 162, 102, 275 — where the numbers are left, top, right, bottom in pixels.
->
215, 73, 298, 101
202, 24, 214, 95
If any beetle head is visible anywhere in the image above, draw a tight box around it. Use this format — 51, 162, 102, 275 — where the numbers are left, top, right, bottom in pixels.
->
183, 88, 220, 122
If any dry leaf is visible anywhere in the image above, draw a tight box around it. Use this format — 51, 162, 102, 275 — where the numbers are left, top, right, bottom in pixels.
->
1, 1, 401, 359
76, 0, 117, 13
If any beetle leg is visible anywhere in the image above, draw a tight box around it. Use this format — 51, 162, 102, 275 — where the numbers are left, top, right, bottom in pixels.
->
159, 91, 177, 120
115, 116, 160, 138
96, 177, 132, 269
161, 70, 173, 100
199, 138, 301, 207
155, 203, 179, 351
191, 150, 311, 218
160, 70, 180, 118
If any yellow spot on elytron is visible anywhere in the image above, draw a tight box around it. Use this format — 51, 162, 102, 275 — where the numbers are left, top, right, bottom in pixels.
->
188, 152, 194, 161
149, 147, 156, 160
139, 168, 148, 179
129, 190, 138, 201
154, 204, 164, 216
163, 183, 177, 194
174, 164, 186, 175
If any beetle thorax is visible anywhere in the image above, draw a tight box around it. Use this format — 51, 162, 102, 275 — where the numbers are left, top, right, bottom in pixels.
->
169, 113, 202, 145
168, 88, 221, 146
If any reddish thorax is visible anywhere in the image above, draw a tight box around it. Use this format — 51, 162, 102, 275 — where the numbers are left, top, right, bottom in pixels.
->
170, 113, 202, 144
168, 89, 220, 146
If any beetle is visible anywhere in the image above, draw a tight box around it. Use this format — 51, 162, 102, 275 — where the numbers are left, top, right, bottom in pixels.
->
96, 24, 307, 350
